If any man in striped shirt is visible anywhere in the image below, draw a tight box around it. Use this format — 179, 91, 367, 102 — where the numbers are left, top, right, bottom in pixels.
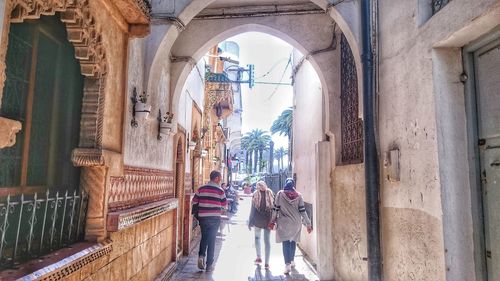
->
192, 170, 227, 271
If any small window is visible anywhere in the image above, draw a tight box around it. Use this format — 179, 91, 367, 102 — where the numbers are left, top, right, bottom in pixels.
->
340, 34, 363, 164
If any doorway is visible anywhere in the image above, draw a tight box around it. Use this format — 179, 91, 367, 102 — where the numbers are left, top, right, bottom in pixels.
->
464, 30, 500, 280
174, 136, 186, 258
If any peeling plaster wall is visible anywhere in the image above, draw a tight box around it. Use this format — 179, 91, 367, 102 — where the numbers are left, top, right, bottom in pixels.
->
292, 50, 323, 269
124, 38, 173, 171
378, 0, 500, 280
378, 0, 446, 278
332, 164, 367, 281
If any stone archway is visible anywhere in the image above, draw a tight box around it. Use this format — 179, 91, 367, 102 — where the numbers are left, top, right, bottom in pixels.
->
144, 2, 366, 279
145, 1, 363, 131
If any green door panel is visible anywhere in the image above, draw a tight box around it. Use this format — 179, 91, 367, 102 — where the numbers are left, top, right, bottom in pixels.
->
0, 15, 83, 190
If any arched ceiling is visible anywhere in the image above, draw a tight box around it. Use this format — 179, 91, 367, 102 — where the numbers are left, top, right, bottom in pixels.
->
206, 0, 312, 9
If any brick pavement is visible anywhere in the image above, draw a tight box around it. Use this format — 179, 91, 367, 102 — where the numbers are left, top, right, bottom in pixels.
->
168, 194, 319, 281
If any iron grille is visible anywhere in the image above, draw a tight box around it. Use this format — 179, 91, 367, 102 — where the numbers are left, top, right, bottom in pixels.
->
0, 190, 88, 269
263, 172, 292, 194
340, 34, 363, 164
432, 0, 451, 15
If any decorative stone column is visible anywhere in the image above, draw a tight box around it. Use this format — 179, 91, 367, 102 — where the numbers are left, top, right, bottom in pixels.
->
0, 116, 21, 149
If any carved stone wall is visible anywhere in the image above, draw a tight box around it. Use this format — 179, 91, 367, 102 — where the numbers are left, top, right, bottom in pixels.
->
108, 166, 175, 212
0, 0, 108, 151
184, 172, 192, 193
81, 166, 108, 241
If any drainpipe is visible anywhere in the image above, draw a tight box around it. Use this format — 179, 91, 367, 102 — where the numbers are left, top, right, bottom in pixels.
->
361, 0, 382, 280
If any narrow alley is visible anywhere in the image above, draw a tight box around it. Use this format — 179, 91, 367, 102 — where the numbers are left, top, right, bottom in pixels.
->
0, 1, 499, 281
167, 193, 319, 281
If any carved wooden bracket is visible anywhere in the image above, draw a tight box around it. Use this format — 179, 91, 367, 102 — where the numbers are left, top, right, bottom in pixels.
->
0, 117, 21, 149
71, 148, 105, 167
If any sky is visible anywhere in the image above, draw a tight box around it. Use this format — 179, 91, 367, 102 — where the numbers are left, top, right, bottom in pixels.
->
225, 32, 294, 150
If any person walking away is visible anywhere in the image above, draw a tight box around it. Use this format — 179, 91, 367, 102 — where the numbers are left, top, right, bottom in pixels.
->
225, 183, 238, 213
192, 171, 227, 272
269, 178, 312, 275
248, 181, 274, 269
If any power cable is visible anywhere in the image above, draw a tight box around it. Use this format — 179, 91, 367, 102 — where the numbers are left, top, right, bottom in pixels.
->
255, 57, 290, 79
267, 52, 293, 100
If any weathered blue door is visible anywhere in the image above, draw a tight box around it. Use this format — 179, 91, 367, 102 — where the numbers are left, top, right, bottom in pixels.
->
475, 38, 500, 281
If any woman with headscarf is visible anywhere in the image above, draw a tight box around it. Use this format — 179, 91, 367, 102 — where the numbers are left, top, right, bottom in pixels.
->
248, 181, 274, 269
269, 178, 313, 274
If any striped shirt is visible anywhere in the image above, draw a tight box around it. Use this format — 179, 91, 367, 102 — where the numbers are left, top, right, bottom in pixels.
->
192, 182, 227, 218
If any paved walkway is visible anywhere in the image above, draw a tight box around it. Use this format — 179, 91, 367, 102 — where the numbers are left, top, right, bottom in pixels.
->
169, 193, 319, 281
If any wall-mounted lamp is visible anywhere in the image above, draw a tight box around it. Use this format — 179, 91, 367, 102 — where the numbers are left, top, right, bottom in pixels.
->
188, 140, 197, 151
157, 110, 174, 140
130, 87, 151, 127
200, 127, 208, 140
201, 149, 208, 158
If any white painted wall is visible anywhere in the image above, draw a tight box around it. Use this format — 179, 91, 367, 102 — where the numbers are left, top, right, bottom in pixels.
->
292, 49, 323, 271
378, 1, 500, 280
123, 38, 173, 171
178, 59, 205, 173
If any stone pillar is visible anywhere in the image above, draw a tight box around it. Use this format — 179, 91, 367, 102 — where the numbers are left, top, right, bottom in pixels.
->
315, 141, 334, 280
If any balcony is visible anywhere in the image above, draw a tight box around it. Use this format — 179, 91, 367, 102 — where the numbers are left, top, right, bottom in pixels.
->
0, 190, 88, 269
205, 72, 234, 120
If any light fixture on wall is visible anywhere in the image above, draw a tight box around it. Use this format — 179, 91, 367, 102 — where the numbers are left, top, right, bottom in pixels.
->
201, 149, 208, 158
188, 134, 197, 152
157, 109, 174, 140
130, 87, 151, 127
200, 127, 208, 140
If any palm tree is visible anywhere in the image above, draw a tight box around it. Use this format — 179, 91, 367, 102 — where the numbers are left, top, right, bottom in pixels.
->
275, 147, 286, 171
242, 129, 271, 174
271, 108, 293, 171
241, 135, 253, 174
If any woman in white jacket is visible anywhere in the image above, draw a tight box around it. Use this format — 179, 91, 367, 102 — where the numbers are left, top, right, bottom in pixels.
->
269, 178, 312, 274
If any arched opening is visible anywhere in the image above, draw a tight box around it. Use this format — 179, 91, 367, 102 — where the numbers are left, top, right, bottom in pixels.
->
174, 132, 186, 258
149, 2, 367, 280
167, 24, 365, 278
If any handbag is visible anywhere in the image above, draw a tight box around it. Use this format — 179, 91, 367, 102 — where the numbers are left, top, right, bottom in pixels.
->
192, 203, 199, 220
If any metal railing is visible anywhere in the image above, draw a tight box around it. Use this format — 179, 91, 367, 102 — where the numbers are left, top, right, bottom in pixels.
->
263, 172, 292, 194
0, 190, 88, 269
432, 0, 451, 15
